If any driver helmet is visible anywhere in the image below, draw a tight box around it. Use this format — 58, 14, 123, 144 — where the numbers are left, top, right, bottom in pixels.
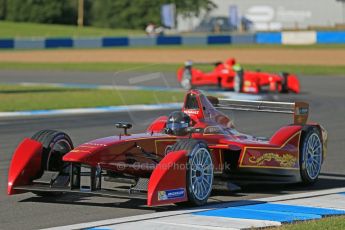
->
166, 111, 191, 136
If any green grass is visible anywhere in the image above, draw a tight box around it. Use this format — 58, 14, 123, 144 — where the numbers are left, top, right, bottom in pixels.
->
0, 21, 144, 38
270, 216, 345, 230
0, 85, 184, 112
0, 62, 344, 76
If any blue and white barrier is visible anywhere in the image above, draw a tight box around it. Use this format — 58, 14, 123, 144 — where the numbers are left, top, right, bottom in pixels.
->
282, 31, 316, 45
0, 31, 344, 49
0, 39, 14, 48
257, 30, 345, 45
14, 39, 45, 49
317, 31, 345, 43
256, 32, 282, 44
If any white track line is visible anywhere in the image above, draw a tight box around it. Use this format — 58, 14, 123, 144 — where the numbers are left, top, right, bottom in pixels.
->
42, 187, 345, 230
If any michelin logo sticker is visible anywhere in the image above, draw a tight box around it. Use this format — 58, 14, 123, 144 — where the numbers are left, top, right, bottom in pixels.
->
158, 188, 185, 201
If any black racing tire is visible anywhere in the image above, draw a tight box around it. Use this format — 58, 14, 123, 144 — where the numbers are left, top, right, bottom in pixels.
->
217, 77, 222, 89
299, 126, 323, 185
280, 72, 289, 93
234, 71, 244, 93
31, 130, 74, 196
256, 80, 262, 94
170, 139, 213, 206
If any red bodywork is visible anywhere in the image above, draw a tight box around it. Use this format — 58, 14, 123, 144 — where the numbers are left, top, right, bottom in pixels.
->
8, 90, 325, 206
177, 58, 300, 94
8, 138, 42, 195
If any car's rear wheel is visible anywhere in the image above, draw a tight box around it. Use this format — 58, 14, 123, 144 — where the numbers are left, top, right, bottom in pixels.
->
31, 130, 74, 196
300, 127, 323, 185
280, 72, 289, 93
170, 139, 213, 206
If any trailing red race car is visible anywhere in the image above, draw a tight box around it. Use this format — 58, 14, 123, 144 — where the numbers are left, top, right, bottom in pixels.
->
8, 90, 326, 206
177, 58, 300, 94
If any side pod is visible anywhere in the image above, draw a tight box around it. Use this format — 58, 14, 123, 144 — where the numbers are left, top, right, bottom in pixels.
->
270, 125, 302, 146
147, 150, 188, 206
8, 138, 42, 195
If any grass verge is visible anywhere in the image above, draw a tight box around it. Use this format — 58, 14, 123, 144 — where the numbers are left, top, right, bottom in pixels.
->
270, 216, 345, 230
0, 62, 344, 76
0, 21, 144, 38
0, 85, 183, 112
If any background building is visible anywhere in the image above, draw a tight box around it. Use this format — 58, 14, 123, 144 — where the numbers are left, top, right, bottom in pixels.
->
177, 0, 345, 32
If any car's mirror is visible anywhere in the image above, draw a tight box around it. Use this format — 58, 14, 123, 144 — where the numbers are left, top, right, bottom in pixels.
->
115, 122, 132, 135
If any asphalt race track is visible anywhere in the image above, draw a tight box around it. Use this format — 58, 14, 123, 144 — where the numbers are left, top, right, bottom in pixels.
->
0, 70, 178, 88
0, 70, 345, 229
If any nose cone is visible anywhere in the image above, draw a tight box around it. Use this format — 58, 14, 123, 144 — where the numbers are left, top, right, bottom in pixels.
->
62, 139, 113, 166
63, 149, 93, 163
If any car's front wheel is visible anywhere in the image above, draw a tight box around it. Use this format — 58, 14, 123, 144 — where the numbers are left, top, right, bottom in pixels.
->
170, 139, 213, 206
32, 130, 73, 173
280, 72, 289, 93
31, 130, 74, 196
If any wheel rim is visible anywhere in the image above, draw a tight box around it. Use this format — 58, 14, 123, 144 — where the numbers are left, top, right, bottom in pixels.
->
190, 147, 213, 201
304, 133, 322, 180
46, 139, 72, 171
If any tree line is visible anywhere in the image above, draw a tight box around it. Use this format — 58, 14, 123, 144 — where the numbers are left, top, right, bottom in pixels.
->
0, 0, 216, 29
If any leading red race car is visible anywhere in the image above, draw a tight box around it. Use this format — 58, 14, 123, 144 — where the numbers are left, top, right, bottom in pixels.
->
8, 90, 326, 206
177, 58, 300, 94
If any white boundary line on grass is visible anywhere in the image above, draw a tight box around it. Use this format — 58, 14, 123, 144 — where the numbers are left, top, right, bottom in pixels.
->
0, 103, 183, 118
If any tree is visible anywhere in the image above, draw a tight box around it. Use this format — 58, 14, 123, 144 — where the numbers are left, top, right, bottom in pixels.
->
171, 0, 217, 18
5, 0, 77, 24
1, 0, 217, 29
0, 0, 6, 20
90, 0, 160, 29
90, 0, 217, 29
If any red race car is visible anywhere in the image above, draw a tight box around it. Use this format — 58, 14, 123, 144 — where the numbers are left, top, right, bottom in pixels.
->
8, 90, 326, 206
177, 58, 300, 94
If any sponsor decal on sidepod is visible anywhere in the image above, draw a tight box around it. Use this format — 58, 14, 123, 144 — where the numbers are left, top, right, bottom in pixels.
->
158, 188, 185, 201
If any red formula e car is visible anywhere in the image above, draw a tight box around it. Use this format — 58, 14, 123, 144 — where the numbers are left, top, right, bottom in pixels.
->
177, 58, 300, 94
8, 90, 326, 206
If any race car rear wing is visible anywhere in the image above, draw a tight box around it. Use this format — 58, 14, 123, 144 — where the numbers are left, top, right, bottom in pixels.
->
210, 97, 309, 125
184, 60, 222, 67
